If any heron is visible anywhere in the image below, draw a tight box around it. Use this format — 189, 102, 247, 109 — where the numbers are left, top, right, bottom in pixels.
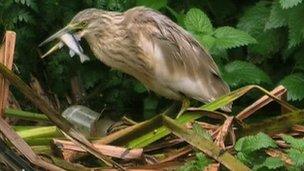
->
40, 7, 231, 117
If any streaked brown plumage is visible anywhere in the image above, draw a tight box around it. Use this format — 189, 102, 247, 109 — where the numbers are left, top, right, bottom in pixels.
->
42, 7, 231, 111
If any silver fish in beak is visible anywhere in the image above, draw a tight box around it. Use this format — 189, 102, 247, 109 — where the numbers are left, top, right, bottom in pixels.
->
39, 25, 89, 63
60, 33, 90, 63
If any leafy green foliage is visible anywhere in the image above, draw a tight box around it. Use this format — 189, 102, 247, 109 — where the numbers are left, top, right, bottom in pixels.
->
253, 157, 284, 171
183, 8, 256, 57
280, 73, 304, 101
184, 8, 213, 34
234, 133, 284, 170
282, 135, 304, 150
213, 26, 257, 50
265, 1, 287, 30
234, 133, 304, 170
2, 0, 304, 119
238, 2, 284, 57
136, 0, 167, 10
179, 153, 210, 171
235, 133, 277, 153
222, 61, 271, 87
280, 0, 303, 9
281, 135, 304, 168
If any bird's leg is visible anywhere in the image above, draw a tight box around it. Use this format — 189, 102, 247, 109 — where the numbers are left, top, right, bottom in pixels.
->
176, 99, 191, 118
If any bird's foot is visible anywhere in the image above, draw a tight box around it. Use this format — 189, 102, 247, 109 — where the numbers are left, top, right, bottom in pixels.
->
176, 99, 190, 118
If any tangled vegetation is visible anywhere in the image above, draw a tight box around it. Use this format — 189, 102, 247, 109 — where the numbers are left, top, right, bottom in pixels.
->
1, 0, 304, 118
1, 1, 304, 169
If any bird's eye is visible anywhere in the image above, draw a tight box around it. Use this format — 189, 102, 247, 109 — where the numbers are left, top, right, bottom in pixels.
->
80, 21, 87, 27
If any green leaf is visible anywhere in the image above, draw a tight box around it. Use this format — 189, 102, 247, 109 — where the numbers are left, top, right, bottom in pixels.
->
179, 153, 210, 171
280, 0, 303, 9
265, 1, 288, 30
249, 29, 284, 56
280, 73, 304, 101
213, 26, 257, 50
235, 132, 277, 153
263, 157, 284, 169
287, 148, 304, 167
14, 0, 38, 11
286, 4, 304, 48
253, 157, 284, 170
237, 2, 270, 35
223, 61, 271, 87
196, 34, 216, 51
282, 135, 304, 150
237, 2, 283, 56
133, 82, 146, 93
184, 8, 213, 34
143, 97, 158, 119
294, 55, 304, 71
195, 153, 211, 169
136, 0, 167, 10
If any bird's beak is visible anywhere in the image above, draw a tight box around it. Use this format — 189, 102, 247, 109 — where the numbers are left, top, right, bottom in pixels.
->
39, 23, 83, 58
39, 25, 72, 47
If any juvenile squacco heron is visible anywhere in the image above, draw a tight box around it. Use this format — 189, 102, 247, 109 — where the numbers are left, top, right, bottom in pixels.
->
40, 7, 231, 115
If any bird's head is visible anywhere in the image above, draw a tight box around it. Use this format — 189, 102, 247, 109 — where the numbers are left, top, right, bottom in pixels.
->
39, 8, 108, 58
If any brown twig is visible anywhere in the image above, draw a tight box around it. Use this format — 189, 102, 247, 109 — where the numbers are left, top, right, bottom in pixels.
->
204, 163, 220, 171
292, 124, 304, 133
0, 51, 125, 170
0, 118, 63, 170
215, 117, 234, 149
0, 31, 63, 170
236, 85, 287, 121
52, 139, 143, 161
266, 149, 293, 165
0, 31, 15, 116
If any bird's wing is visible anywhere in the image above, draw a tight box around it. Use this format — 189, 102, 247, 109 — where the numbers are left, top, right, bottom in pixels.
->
124, 7, 220, 77
124, 7, 230, 103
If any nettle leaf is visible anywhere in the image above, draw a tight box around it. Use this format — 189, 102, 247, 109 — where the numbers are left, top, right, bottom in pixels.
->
287, 4, 304, 48
280, 0, 303, 9
179, 153, 210, 171
249, 29, 284, 56
253, 157, 284, 170
223, 61, 271, 87
213, 26, 257, 50
282, 135, 304, 150
196, 34, 216, 51
287, 148, 304, 167
237, 2, 270, 35
293, 48, 304, 71
14, 0, 38, 12
238, 2, 282, 56
280, 73, 304, 101
136, 0, 167, 10
184, 8, 213, 34
262, 157, 284, 169
12, 9, 35, 24
265, 1, 288, 30
235, 132, 277, 153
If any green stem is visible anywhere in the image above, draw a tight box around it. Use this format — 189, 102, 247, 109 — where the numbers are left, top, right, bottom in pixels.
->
15, 126, 62, 139
5, 108, 49, 121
